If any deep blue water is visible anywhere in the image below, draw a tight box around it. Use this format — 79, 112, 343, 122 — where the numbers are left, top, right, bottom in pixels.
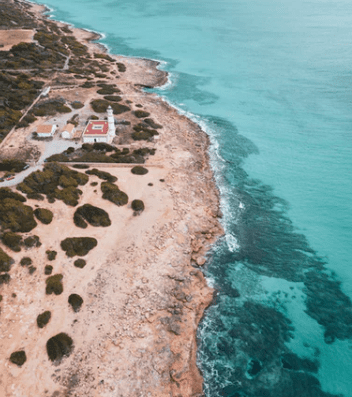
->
31, 0, 352, 396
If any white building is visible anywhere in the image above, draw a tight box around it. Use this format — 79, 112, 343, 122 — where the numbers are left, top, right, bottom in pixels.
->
61, 123, 76, 139
82, 106, 115, 143
36, 124, 57, 138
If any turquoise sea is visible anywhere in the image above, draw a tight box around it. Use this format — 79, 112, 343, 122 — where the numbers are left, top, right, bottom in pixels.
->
31, 0, 352, 395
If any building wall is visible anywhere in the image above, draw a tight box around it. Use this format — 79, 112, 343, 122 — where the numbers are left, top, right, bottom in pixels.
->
83, 136, 108, 143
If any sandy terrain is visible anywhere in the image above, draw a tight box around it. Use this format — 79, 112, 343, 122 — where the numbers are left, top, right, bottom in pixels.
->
0, 2, 223, 396
0, 29, 35, 51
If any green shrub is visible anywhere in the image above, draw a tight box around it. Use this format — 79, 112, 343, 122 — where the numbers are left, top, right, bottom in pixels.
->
134, 110, 150, 118
103, 95, 122, 102
71, 101, 84, 109
73, 214, 87, 229
131, 199, 145, 213
74, 204, 111, 228
32, 98, 72, 116
68, 294, 83, 312
28, 266, 36, 274
85, 168, 117, 183
72, 164, 90, 169
46, 333, 73, 363
34, 208, 53, 224
20, 257, 32, 267
45, 274, 63, 295
46, 250, 57, 261
101, 182, 128, 206
24, 235, 41, 248
0, 188, 26, 202
0, 160, 27, 173
37, 311, 51, 328
0, 248, 14, 272
94, 53, 115, 62
117, 63, 126, 72
0, 198, 37, 233
1, 232, 22, 252
27, 193, 45, 201
90, 99, 130, 115
44, 265, 53, 275
131, 166, 148, 175
144, 118, 163, 129
80, 81, 95, 89
60, 237, 98, 257
131, 130, 158, 141
0, 273, 10, 285
92, 142, 116, 152
9, 351, 26, 367
74, 258, 86, 268
90, 182, 98, 187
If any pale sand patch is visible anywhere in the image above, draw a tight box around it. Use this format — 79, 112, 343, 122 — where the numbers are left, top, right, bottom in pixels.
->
0, 29, 35, 51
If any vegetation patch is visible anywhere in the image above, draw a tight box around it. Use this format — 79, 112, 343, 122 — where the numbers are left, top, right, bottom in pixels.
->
24, 235, 41, 248
0, 160, 27, 173
71, 101, 84, 109
0, 198, 37, 233
131, 166, 148, 175
74, 258, 86, 268
0, 247, 14, 272
17, 163, 88, 206
46, 250, 57, 261
46, 333, 73, 363
0, 188, 26, 202
28, 266, 36, 274
27, 192, 45, 201
132, 123, 159, 141
20, 257, 32, 267
9, 351, 26, 367
46, 274, 63, 295
72, 164, 90, 169
144, 118, 163, 129
131, 199, 145, 214
117, 63, 126, 72
90, 99, 130, 114
34, 208, 53, 224
103, 95, 122, 102
85, 168, 117, 183
101, 182, 128, 206
134, 110, 150, 118
45, 265, 53, 275
37, 311, 51, 328
74, 204, 111, 228
1, 232, 22, 252
32, 98, 71, 117
68, 294, 83, 312
0, 273, 10, 285
61, 237, 98, 257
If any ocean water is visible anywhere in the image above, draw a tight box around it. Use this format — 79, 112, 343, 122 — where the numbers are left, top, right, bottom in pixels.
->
31, 0, 352, 396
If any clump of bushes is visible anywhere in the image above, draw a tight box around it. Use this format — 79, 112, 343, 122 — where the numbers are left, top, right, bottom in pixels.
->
0, 198, 37, 233
20, 257, 32, 267
68, 294, 83, 312
85, 168, 117, 183
60, 237, 97, 257
45, 265, 53, 275
46, 250, 57, 261
46, 333, 73, 363
132, 123, 159, 141
134, 110, 150, 118
34, 208, 53, 224
103, 95, 122, 102
144, 118, 163, 129
32, 98, 71, 117
1, 232, 22, 252
27, 193, 45, 201
45, 274, 63, 295
24, 235, 41, 248
117, 63, 126, 72
131, 166, 148, 175
74, 204, 111, 228
0, 247, 14, 272
28, 266, 36, 274
90, 99, 130, 115
71, 101, 84, 109
72, 164, 90, 169
80, 81, 95, 89
37, 311, 51, 328
0, 188, 26, 202
131, 199, 145, 214
96, 83, 121, 95
0, 160, 27, 173
9, 351, 26, 367
0, 273, 10, 285
17, 163, 88, 206
101, 182, 128, 206
74, 258, 86, 268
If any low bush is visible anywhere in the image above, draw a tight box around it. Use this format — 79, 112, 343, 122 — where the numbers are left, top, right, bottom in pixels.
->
90, 182, 98, 187
131, 166, 148, 175
0, 198, 37, 233
86, 168, 117, 183
101, 182, 128, 206
0, 160, 27, 173
0, 188, 26, 202
134, 110, 150, 118
45, 274, 63, 295
46, 250, 57, 261
24, 235, 41, 248
20, 257, 32, 267
74, 204, 111, 228
131, 199, 145, 213
74, 258, 86, 268
32, 98, 72, 116
71, 101, 84, 109
28, 266, 36, 274
144, 118, 163, 129
37, 311, 51, 328
117, 63, 126, 72
1, 232, 22, 252
46, 333, 73, 363
45, 265, 53, 275
80, 81, 95, 89
27, 193, 45, 201
68, 294, 83, 312
103, 95, 122, 102
9, 351, 26, 367
60, 237, 98, 257
72, 164, 90, 169
0, 273, 10, 285
34, 208, 53, 224
0, 248, 14, 272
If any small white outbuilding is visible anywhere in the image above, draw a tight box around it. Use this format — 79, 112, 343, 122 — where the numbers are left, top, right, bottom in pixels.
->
36, 124, 57, 138
61, 123, 76, 139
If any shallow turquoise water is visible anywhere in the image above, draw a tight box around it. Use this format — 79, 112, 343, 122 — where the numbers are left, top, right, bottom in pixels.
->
32, 0, 352, 395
